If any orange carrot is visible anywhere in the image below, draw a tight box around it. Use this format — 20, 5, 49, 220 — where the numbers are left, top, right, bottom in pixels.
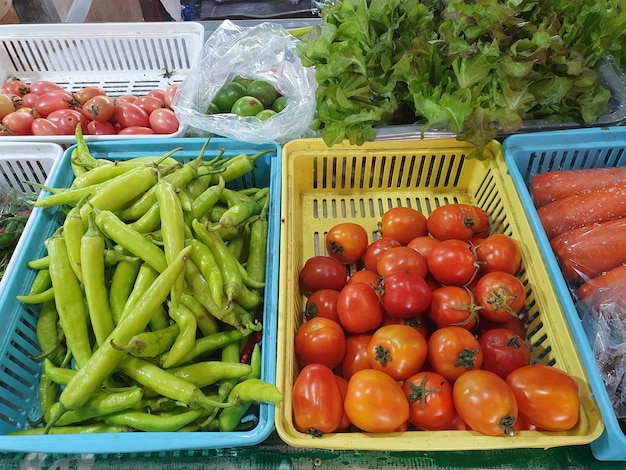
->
576, 264, 626, 300
550, 218, 626, 283
537, 184, 626, 240
531, 167, 626, 208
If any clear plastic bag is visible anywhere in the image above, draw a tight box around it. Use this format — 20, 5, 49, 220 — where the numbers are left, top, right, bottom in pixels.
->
578, 284, 626, 418
172, 19, 317, 144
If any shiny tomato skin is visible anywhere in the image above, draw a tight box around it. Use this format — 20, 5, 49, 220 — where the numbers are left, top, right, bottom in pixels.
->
20, 92, 39, 109
474, 271, 526, 323
2, 79, 30, 96
82, 95, 115, 122
335, 375, 352, 431
347, 269, 380, 288
74, 86, 106, 105
427, 203, 488, 240
135, 95, 165, 115
87, 119, 116, 135
47, 109, 88, 135
147, 88, 166, 101
295, 317, 346, 370
427, 326, 483, 383
506, 365, 579, 431
453, 369, 518, 436
380, 270, 431, 318
116, 94, 137, 105
33, 90, 76, 117
292, 364, 344, 435
113, 102, 149, 128
325, 222, 369, 265
117, 126, 155, 135
428, 285, 479, 330
164, 84, 179, 107
337, 282, 383, 333
344, 369, 409, 433
426, 239, 478, 286
479, 328, 530, 379
341, 333, 373, 380
149, 108, 179, 134
29, 80, 64, 96
381, 314, 429, 339
407, 235, 441, 259
474, 234, 522, 276
31, 118, 59, 136
377, 246, 428, 278
299, 256, 347, 296
380, 207, 428, 245
362, 237, 402, 273
1, 111, 34, 135
403, 371, 456, 431
304, 288, 340, 323
367, 324, 427, 381
477, 314, 526, 340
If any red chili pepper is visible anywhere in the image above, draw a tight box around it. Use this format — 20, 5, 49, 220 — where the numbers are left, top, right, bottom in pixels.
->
240, 331, 262, 364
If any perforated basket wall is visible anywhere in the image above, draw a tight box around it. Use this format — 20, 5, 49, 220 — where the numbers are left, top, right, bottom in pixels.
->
503, 126, 626, 461
275, 137, 603, 451
0, 22, 205, 143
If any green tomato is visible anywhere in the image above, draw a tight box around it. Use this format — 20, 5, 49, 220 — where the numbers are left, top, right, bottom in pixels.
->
256, 109, 277, 121
213, 82, 247, 113
233, 75, 253, 89
272, 96, 288, 113
231, 96, 264, 117
205, 101, 220, 114
246, 80, 278, 108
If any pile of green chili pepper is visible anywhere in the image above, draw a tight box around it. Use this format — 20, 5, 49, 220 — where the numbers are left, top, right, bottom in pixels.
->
11, 125, 282, 435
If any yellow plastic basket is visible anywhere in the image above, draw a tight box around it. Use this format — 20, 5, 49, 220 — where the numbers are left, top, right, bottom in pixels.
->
275, 137, 604, 451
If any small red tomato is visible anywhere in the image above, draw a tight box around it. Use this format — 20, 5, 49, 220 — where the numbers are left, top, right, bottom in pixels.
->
376, 246, 428, 278
474, 271, 526, 323
367, 324, 427, 381
149, 108, 179, 134
427, 326, 483, 383
304, 288, 340, 323
362, 237, 402, 273
299, 256, 347, 296
295, 316, 346, 370
380, 207, 428, 245
341, 333, 373, 380
474, 234, 522, 276
479, 328, 531, 379
380, 270, 432, 318
428, 285, 480, 330
426, 239, 478, 286
403, 371, 456, 431
337, 282, 383, 334
325, 222, 369, 265
406, 235, 441, 259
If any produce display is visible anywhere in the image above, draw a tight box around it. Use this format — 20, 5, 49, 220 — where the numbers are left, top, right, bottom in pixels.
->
0, 79, 180, 136
0, 189, 34, 281
296, 0, 626, 147
9, 128, 282, 435
292, 204, 580, 436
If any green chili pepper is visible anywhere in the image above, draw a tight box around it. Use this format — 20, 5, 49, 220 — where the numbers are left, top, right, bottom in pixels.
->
47, 387, 144, 427
160, 328, 245, 367
27, 255, 49, 270
109, 258, 142, 325
189, 238, 224, 309
46, 230, 92, 369
111, 323, 179, 358
38, 370, 59, 424
45, 245, 191, 431
189, 176, 225, 223
16, 286, 55, 304
35, 300, 67, 367
43, 358, 76, 386
169, 361, 252, 389
27, 268, 52, 296
162, 302, 197, 369
104, 408, 205, 432
120, 262, 160, 323
216, 201, 262, 230
155, 180, 185, 306
246, 216, 268, 295
210, 149, 275, 185
179, 290, 220, 336
11, 424, 131, 435
63, 202, 86, 283
81, 212, 115, 346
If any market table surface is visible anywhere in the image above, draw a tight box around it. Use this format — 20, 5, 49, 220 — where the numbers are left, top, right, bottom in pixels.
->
0, 432, 624, 469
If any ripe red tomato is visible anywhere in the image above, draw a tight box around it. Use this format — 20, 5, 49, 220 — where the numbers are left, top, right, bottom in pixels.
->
0, 93, 18, 119
376, 246, 428, 278
292, 364, 344, 435
2, 79, 30, 97
367, 324, 427, 380
117, 126, 155, 135
453, 369, 518, 436
477, 314, 526, 340
341, 333, 373, 380
164, 84, 179, 107
149, 108, 179, 134
335, 375, 352, 431
20, 93, 39, 109
426, 239, 478, 286
381, 314, 429, 339
299, 256, 347, 296
1, 111, 34, 135
29, 80, 64, 96
428, 285, 479, 329
325, 222, 369, 265
427, 203, 489, 240
135, 95, 166, 115
380, 270, 431, 318
344, 369, 409, 433
33, 90, 77, 117
337, 282, 383, 333
304, 288, 340, 323
474, 234, 522, 276
347, 269, 380, 288
116, 94, 137, 104
506, 365, 579, 431
47, 109, 88, 135
362, 237, 402, 272
73, 86, 106, 105
479, 328, 530, 379
87, 119, 116, 135
380, 207, 428, 245
295, 316, 346, 370
82, 95, 115, 122
31, 118, 59, 136
427, 326, 483, 382
406, 235, 441, 258
113, 102, 149, 128
403, 371, 456, 431
474, 271, 526, 323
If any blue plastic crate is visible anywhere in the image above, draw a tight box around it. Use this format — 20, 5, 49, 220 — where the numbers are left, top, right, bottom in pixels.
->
0, 138, 281, 454
503, 127, 626, 461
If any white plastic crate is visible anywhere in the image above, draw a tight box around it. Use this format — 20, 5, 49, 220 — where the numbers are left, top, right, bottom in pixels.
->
0, 22, 205, 143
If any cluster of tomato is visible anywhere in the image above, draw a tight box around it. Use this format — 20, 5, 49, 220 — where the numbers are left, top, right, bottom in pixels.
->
0, 78, 180, 136
293, 203, 580, 437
